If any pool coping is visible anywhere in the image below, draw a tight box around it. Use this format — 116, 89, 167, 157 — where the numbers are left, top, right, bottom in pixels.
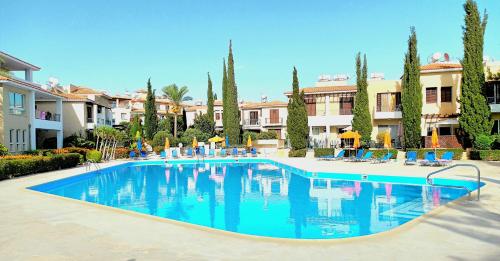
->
24, 158, 483, 244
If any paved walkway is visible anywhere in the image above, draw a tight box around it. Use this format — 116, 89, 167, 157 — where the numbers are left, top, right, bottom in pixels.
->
0, 159, 499, 260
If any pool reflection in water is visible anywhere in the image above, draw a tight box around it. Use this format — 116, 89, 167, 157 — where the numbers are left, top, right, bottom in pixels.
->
34, 163, 467, 239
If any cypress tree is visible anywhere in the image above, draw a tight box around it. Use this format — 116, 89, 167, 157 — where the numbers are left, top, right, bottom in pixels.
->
287, 67, 309, 150
222, 59, 228, 134
225, 40, 240, 145
144, 78, 158, 140
459, 0, 491, 142
352, 53, 372, 144
130, 115, 143, 139
207, 72, 214, 123
401, 27, 423, 149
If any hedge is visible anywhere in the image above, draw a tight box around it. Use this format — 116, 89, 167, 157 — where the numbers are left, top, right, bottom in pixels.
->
289, 149, 307, 157
469, 150, 500, 161
314, 148, 335, 157
0, 153, 80, 180
369, 149, 399, 159
407, 148, 464, 160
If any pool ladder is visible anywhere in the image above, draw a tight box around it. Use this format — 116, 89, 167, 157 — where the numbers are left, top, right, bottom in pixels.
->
85, 160, 101, 172
426, 164, 481, 201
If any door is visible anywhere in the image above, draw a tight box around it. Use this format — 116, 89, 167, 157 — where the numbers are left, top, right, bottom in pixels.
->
270, 109, 280, 124
250, 111, 259, 125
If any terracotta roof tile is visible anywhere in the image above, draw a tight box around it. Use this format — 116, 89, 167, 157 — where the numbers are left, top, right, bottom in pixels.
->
420, 63, 462, 71
284, 85, 357, 95
241, 100, 288, 109
0, 76, 63, 97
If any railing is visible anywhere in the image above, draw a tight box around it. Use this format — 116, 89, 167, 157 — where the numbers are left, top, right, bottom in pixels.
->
35, 110, 61, 122
339, 108, 353, 115
376, 104, 402, 112
243, 119, 260, 126
487, 97, 499, 104
263, 118, 284, 125
426, 164, 481, 201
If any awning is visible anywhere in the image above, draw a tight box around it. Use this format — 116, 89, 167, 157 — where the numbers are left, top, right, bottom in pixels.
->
342, 126, 352, 131
435, 119, 459, 125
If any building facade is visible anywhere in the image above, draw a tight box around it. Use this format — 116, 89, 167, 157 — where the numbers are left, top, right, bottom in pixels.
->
0, 51, 63, 151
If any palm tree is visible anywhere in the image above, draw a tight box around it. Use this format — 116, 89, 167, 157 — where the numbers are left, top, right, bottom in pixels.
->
162, 84, 192, 138
0, 57, 11, 77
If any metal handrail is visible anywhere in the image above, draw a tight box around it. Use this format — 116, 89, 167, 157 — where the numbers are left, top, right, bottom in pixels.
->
426, 164, 481, 201
85, 160, 101, 172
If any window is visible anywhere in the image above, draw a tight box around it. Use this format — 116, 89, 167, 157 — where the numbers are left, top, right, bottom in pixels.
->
86, 106, 93, 122
427, 126, 452, 136
9, 129, 14, 152
9, 92, 25, 115
339, 97, 353, 115
441, 87, 452, 102
16, 129, 20, 151
305, 97, 316, 116
426, 87, 437, 103
376, 92, 401, 112
492, 120, 500, 134
270, 109, 280, 124
97, 106, 102, 113
121, 113, 127, 120
215, 113, 221, 120
316, 96, 326, 116
22, 130, 26, 151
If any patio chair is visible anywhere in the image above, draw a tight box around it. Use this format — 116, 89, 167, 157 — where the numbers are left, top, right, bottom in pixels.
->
160, 150, 166, 159
220, 148, 227, 157
372, 152, 393, 164
140, 151, 147, 158
186, 147, 193, 158
232, 147, 239, 157
420, 151, 437, 166
355, 151, 373, 162
129, 151, 136, 158
345, 149, 364, 162
405, 151, 417, 165
436, 151, 454, 166
208, 149, 215, 158
172, 149, 179, 159
251, 148, 257, 157
241, 149, 247, 157
199, 146, 206, 157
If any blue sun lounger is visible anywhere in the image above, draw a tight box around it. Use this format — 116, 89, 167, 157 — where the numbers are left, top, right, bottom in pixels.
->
220, 149, 227, 157
172, 149, 179, 159
372, 152, 392, 164
346, 149, 364, 162
420, 151, 437, 166
405, 151, 417, 165
208, 149, 215, 158
251, 148, 257, 157
354, 151, 373, 162
186, 147, 193, 158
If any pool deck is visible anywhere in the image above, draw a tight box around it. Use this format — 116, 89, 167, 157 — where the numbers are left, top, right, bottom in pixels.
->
0, 158, 499, 260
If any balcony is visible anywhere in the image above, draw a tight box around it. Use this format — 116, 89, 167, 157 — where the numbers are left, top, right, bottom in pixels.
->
374, 105, 402, 119
308, 114, 353, 127
262, 118, 284, 126
34, 110, 62, 130
487, 97, 500, 113
242, 118, 261, 129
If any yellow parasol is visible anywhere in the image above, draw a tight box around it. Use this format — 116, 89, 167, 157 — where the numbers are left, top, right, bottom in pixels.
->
431, 127, 439, 153
383, 130, 392, 149
246, 135, 252, 148
208, 136, 224, 143
340, 131, 361, 139
353, 131, 361, 149
192, 136, 198, 148
164, 137, 170, 149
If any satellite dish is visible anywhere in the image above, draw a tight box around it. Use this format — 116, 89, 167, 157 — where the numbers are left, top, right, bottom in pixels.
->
432, 52, 442, 62
444, 53, 450, 62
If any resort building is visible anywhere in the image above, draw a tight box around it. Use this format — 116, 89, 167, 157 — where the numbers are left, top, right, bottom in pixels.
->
0, 51, 64, 151
111, 89, 173, 125
51, 85, 113, 138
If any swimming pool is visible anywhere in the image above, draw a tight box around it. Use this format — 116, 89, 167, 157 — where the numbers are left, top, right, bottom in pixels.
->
29, 159, 482, 239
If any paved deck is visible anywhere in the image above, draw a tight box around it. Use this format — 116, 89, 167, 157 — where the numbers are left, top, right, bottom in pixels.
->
0, 158, 499, 260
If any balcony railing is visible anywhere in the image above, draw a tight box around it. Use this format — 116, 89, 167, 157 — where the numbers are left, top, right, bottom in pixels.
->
263, 118, 284, 126
35, 110, 61, 122
339, 108, 353, 115
376, 104, 402, 112
243, 119, 260, 126
487, 97, 500, 104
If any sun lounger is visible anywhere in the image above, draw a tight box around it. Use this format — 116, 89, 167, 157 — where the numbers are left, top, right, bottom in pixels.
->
232, 147, 238, 157
241, 149, 247, 157
436, 151, 454, 166
129, 151, 136, 158
208, 149, 215, 158
199, 146, 206, 157
251, 148, 257, 157
186, 147, 193, 158
172, 149, 179, 159
160, 151, 166, 159
345, 149, 364, 162
372, 152, 392, 163
354, 151, 373, 162
420, 152, 437, 166
405, 151, 417, 165
220, 149, 227, 157
140, 151, 147, 158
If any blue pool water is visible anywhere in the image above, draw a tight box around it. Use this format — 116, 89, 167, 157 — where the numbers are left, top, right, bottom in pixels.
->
29, 159, 482, 239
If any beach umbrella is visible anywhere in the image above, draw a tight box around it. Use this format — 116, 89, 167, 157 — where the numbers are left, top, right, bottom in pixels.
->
431, 127, 440, 154
246, 135, 252, 148
164, 137, 170, 149
383, 130, 392, 153
353, 131, 361, 149
192, 136, 198, 148
208, 136, 224, 143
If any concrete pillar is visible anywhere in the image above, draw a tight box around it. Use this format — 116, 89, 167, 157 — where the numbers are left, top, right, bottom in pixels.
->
25, 69, 33, 82
56, 97, 63, 148
93, 104, 98, 126
325, 95, 330, 116
29, 91, 36, 150
56, 130, 63, 149
326, 125, 331, 148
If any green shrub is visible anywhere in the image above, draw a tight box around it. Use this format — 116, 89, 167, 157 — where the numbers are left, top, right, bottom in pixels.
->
86, 150, 102, 163
64, 147, 89, 162
63, 134, 95, 148
408, 148, 464, 160
0, 153, 80, 180
474, 134, 494, 150
469, 150, 500, 161
180, 128, 210, 145
314, 148, 335, 157
289, 149, 307, 157
242, 131, 258, 142
369, 149, 399, 159
152, 131, 173, 147
257, 130, 278, 140
0, 143, 8, 156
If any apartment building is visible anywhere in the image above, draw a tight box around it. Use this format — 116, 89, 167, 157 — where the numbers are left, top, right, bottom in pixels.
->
185, 98, 288, 139
52, 85, 113, 138
111, 89, 172, 125
0, 51, 64, 151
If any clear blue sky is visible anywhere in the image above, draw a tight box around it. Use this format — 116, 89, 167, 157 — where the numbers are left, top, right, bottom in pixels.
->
1, 0, 499, 102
